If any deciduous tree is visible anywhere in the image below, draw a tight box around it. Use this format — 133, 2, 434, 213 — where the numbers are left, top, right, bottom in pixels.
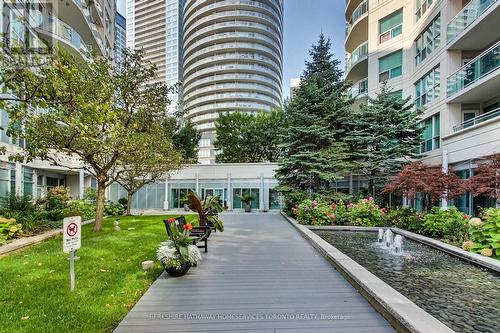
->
383, 162, 467, 210
468, 153, 500, 204
173, 120, 201, 164
214, 108, 284, 163
5, 49, 177, 231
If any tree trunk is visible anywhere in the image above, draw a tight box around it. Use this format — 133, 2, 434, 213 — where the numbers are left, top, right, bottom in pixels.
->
94, 180, 106, 232
368, 178, 375, 198
127, 191, 132, 215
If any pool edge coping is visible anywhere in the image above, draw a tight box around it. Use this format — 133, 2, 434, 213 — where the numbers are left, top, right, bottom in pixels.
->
281, 212, 454, 333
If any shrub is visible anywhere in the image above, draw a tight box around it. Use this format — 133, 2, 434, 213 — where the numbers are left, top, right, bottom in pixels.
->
0, 217, 22, 244
346, 197, 386, 227
0, 195, 37, 213
62, 200, 96, 221
422, 206, 469, 241
14, 210, 50, 233
45, 186, 72, 211
386, 207, 424, 233
296, 199, 336, 225
83, 188, 98, 203
118, 197, 128, 210
469, 208, 500, 258
283, 189, 307, 216
330, 200, 348, 225
104, 202, 125, 216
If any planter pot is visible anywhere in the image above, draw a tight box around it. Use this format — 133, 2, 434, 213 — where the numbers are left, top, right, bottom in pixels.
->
164, 262, 191, 277
244, 203, 251, 213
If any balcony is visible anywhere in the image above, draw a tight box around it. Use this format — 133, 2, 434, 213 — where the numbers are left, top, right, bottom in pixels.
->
345, 0, 368, 36
447, 0, 499, 50
447, 42, 500, 102
31, 11, 93, 61
350, 78, 368, 99
345, 42, 368, 81
345, 0, 368, 52
453, 107, 500, 132
442, 108, 500, 163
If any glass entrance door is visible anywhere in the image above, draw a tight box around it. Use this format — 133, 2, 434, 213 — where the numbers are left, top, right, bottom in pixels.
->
203, 188, 224, 200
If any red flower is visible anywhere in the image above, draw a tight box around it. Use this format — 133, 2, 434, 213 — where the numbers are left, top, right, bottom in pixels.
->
183, 223, 193, 231
166, 218, 176, 224
463, 215, 469, 219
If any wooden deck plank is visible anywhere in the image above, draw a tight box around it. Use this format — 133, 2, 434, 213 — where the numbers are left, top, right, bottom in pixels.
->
114, 213, 394, 333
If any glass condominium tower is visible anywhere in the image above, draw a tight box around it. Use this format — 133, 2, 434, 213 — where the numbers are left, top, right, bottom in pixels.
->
125, 0, 185, 115
183, 0, 284, 164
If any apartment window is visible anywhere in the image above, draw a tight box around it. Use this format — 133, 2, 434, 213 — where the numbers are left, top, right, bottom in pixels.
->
419, 113, 440, 153
379, 50, 402, 82
415, 14, 441, 65
22, 166, 33, 197
415, 65, 440, 108
379, 9, 403, 43
416, 0, 433, 20
389, 90, 403, 99
0, 164, 10, 198
199, 139, 211, 147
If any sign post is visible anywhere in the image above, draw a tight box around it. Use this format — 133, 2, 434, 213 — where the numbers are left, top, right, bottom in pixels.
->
63, 216, 81, 292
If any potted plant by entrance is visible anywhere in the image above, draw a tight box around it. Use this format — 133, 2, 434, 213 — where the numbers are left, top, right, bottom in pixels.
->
240, 194, 254, 213
156, 218, 202, 277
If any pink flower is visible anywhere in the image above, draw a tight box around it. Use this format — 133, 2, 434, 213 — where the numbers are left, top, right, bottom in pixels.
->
368, 196, 374, 201
380, 208, 387, 215
311, 200, 317, 208
328, 213, 336, 221
331, 203, 337, 210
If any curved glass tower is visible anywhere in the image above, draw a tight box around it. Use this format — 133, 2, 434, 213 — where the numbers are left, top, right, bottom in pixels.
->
183, 0, 284, 164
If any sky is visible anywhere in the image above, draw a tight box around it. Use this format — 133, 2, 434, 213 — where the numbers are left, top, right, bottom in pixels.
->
116, 0, 345, 99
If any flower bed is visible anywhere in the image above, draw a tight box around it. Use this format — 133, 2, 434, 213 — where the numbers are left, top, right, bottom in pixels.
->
290, 196, 499, 259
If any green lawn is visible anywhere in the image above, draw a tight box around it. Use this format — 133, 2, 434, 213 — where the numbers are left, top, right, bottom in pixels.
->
0, 214, 198, 333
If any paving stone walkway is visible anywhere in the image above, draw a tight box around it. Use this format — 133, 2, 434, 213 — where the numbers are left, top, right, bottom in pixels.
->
114, 212, 394, 333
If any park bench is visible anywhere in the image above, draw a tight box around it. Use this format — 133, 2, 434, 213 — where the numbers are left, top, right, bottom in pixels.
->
163, 216, 209, 253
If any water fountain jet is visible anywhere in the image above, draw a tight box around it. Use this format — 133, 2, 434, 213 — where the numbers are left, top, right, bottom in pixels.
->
384, 229, 393, 248
394, 235, 404, 253
377, 229, 384, 243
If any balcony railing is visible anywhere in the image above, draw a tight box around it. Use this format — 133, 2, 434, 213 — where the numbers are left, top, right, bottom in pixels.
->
447, 41, 500, 97
350, 78, 368, 98
31, 11, 93, 60
447, 0, 497, 43
345, 41, 368, 73
453, 107, 500, 132
345, 0, 368, 36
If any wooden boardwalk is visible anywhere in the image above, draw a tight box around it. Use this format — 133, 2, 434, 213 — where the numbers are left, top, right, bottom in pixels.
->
114, 213, 394, 333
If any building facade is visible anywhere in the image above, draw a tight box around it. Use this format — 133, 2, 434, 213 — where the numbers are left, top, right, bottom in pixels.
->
182, 0, 284, 164
107, 163, 283, 211
0, 0, 114, 199
345, 0, 500, 213
115, 11, 126, 65
125, 0, 184, 115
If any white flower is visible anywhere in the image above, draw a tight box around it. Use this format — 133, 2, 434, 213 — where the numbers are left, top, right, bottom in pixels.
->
187, 245, 202, 264
156, 241, 179, 265
469, 217, 483, 228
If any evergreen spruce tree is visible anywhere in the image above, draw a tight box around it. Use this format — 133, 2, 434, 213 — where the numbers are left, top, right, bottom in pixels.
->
276, 34, 353, 198
347, 84, 423, 196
